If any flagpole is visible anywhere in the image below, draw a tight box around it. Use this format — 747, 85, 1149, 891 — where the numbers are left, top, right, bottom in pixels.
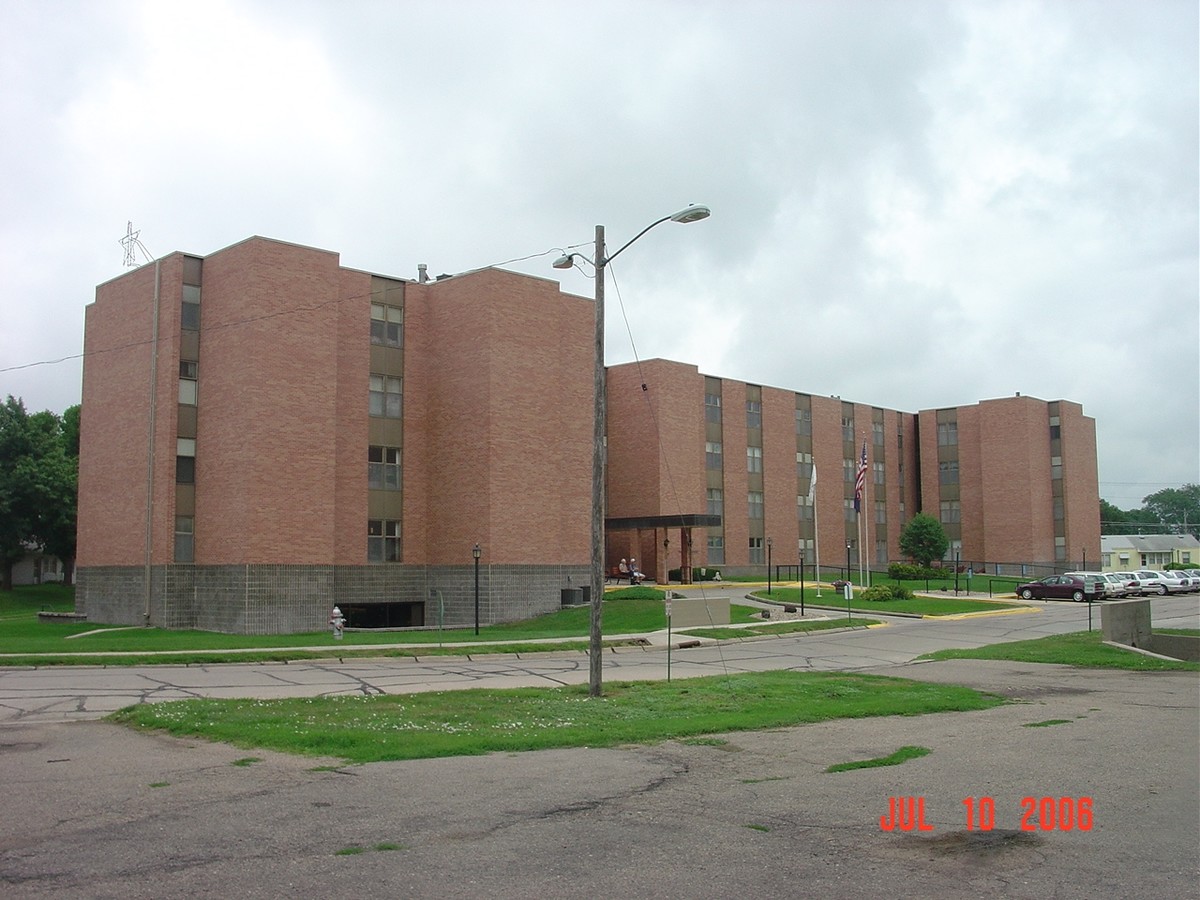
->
812, 462, 821, 598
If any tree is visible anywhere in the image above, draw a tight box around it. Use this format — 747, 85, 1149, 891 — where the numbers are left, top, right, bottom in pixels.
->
899, 513, 949, 567
1141, 484, 1200, 539
1100, 499, 1138, 535
0, 397, 79, 589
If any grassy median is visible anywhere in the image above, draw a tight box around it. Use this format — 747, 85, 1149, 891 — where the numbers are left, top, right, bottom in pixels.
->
109, 670, 1005, 762
919, 630, 1200, 671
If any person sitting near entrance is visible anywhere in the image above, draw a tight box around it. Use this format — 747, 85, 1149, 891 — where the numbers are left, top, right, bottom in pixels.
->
629, 558, 644, 585
619, 558, 630, 583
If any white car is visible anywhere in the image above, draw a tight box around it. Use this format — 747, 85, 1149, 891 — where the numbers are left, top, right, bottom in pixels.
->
1098, 573, 1128, 598
1137, 570, 1186, 595
1160, 571, 1194, 593
1114, 572, 1147, 596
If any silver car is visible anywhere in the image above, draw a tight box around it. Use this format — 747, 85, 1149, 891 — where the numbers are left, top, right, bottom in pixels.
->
1114, 572, 1147, 596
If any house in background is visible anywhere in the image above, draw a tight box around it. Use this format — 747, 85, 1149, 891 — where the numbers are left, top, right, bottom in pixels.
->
1100, 533, 1200, 571
11, 544, 65, 586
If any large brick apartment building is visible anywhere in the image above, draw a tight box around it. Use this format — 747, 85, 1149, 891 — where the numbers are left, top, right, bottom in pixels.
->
76, 236, 1100, 633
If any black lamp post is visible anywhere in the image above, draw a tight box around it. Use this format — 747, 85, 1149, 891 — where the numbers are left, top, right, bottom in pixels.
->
799, 547, 805, 615
766, 536, 773, 596
846, 540, 852, 583
472, 543, 482, 635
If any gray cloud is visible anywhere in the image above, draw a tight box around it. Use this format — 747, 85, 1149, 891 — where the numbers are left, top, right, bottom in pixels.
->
0, 0, 1195, 508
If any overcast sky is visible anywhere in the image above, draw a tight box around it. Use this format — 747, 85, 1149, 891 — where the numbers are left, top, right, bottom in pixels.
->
1, 0, 1196, 509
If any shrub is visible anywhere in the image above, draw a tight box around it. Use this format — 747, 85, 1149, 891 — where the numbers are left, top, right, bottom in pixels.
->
859, 584, 915, 602
860, 585, 894, 601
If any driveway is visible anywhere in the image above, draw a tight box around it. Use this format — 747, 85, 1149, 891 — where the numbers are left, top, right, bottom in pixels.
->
0, 594, 1196, 898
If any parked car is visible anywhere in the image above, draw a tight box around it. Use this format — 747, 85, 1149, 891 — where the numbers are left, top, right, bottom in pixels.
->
1135, 570, 1190, 595
1098, 573, 1128, 599
1016, 575, 1096, 601
1114, 572, 1148, 596
1063, 572, 1111, 599
1158, 571, 1194, 593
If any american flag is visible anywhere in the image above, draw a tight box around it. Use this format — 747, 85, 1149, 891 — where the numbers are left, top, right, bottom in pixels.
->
853, 441, 867, 513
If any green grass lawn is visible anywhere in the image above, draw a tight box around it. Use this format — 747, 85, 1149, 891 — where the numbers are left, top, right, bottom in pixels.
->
109, 669, 1004, 763
680, 617, 880, 639
0, 587, 679, 664
919, 630, 1199, 671
752, 587, 1020, 616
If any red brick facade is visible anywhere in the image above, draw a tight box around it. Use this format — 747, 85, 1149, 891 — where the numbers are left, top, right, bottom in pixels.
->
609, 364, 1099, 575
76, 236, 1101, 631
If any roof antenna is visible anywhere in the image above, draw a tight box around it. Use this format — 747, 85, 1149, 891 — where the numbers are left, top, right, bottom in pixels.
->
120, 221, 155, 266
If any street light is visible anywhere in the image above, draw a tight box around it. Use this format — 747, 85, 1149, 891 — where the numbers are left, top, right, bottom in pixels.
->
766, 536, 773, 596
554, 205, 710, 697
473, 543, 482, 636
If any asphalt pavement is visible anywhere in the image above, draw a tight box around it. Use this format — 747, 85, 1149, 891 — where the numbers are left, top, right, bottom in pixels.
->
0, 591, 1197, 899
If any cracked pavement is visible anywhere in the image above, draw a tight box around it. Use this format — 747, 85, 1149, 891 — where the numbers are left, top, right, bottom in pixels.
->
0, 594, 1196, 898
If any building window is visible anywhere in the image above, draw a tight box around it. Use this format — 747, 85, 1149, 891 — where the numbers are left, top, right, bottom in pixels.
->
797, 493, 814, 520
873, 421, 884, 446
370, 303, 403, 347
1049, 415, 1061, 440
873, 461, 884, 485
368, 519, 401, 562
876, 539, 888, 565
937, 421, 958, 446
1184, 552, 1193, 564
1053, 496, 1064, 520
844, 498, 856, 522
1101, 553, 1112, 568
707, 535, 724, 564
705, 441, 722, 470
178, 378, 197, 405
748, 491, 764, 519
369, 446, 401, 490
705, 392, 722, 424
181, 284, 200, 331
876, 500, 886, 525
369, 374, 403, 418
796, 451, 813, 482
747, 446, 763, 473
749, 536, 764, 564
707, 488, 723, 518
1050, 456, 1063, 480
746, 400, 762, 429
174, 516, 194, 563
938, 460, 959, 485
1055, 536, 1066, 562
795, 408, 812, 436
176, 456, 195, 484
176, 438, 196, 485
842, 416, 854, 442
844, 458, 856, 482
939, 500, 961, 524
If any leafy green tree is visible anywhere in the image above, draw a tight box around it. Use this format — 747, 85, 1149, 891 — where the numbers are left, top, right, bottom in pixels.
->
898, 513, 949, 567
1100, 499, 1139, 535
1141, 484, 1200, 539
0, 397, 79, 589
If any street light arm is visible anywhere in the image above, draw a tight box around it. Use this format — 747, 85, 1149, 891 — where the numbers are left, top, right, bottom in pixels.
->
601, 214, 672, 267
602, 205, 710, 267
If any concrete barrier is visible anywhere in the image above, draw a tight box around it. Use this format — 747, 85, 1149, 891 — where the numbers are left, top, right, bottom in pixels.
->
1101, 598, 1153, 649
1101, 598, 1200, 661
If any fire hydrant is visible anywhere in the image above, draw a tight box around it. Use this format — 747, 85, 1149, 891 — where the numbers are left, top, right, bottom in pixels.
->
328, 605, 345, 640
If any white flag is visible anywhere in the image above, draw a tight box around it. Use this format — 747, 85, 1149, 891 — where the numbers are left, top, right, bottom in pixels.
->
807, 462, 817, 502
